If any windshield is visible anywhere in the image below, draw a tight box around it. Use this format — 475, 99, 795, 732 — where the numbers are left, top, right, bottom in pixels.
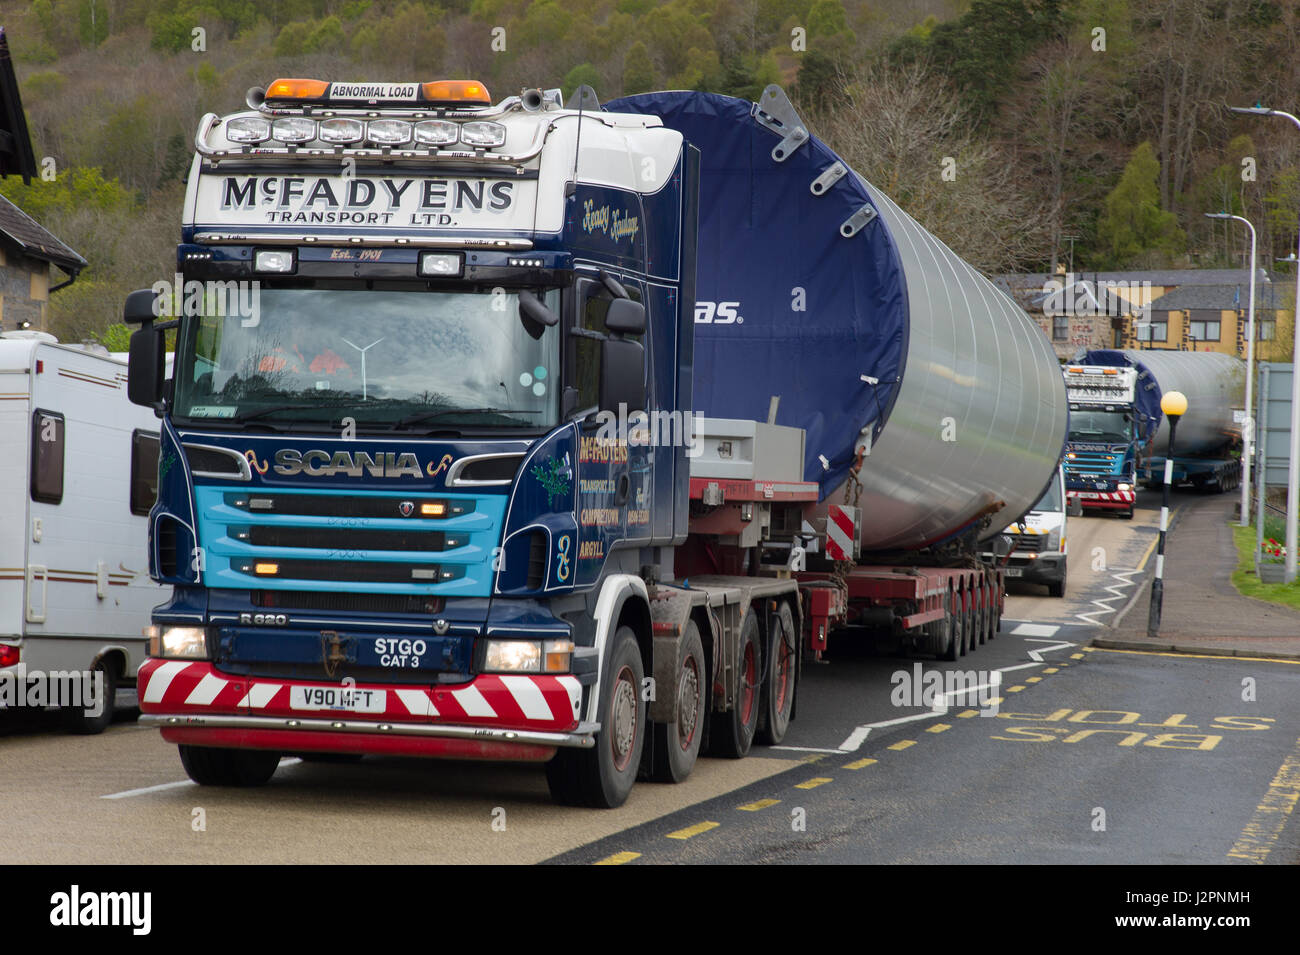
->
1032, 473, 1063, 512
1068, 410, 1132, 444
173, 287, 560, 430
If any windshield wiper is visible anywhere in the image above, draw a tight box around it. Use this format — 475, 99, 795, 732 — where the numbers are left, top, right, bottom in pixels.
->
394, 407, 535, 429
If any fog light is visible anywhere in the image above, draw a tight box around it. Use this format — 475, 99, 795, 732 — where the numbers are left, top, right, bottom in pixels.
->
459, 121, 505, 147
227, 117, 271, 143
272, 117, 316, 143
419, 252, 463, 277
319, 118, 364, 144
254, 249, 296, 273
414, 120, 459, 146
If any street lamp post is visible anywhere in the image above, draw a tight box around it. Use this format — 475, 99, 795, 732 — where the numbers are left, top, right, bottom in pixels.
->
1148, 390, 1188, 639
1230, 105, 1300, 583
1204, 212, 1257, 527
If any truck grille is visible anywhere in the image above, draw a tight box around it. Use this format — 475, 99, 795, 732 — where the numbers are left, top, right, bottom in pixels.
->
1009, 533, 1046, 554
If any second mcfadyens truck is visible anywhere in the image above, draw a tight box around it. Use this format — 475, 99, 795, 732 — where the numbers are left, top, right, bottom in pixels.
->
1063, 363, 1141, 518
127, 78, 1066, 807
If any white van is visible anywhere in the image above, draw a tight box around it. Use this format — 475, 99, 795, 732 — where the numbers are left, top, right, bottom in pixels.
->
995, 464, 1069, 597
0, 332, 164, 731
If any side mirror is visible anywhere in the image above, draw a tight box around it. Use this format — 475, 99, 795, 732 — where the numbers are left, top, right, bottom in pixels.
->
992, 535, 1014, 559
128, 325, 165, 407
1068, 498, 1084, 517
518, 290, 558, 340
600, 338, 645, 414
124, 288, 162, 325
606, 299, 645, 335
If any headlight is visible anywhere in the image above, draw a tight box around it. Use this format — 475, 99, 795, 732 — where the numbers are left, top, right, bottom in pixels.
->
484, 638, 573, 673
1118, 483, 1131, 491
227, 116, 271, 144
319, 118, 365, 144
1046, 528, 1063, 553
367, 119, 413, 145
460, 121, 506, 147
153, 626, 208, 659
272, 117, 316, 143
414, 120, 460, 146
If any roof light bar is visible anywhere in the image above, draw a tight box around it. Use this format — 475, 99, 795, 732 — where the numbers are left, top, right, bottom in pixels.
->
259, 78, 493, 109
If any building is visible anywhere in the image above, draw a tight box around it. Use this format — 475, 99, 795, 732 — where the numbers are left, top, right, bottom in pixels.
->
995, 268, 1293, 362
0, 27, 84, 333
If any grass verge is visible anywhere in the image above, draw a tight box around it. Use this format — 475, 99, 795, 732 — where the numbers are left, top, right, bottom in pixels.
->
1230, 523, 1300, 611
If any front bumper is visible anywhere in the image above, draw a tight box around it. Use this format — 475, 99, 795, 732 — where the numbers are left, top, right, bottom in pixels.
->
138, 659, 591, 759
1004, 553, 1065, 586
1067, 487, 1134, 510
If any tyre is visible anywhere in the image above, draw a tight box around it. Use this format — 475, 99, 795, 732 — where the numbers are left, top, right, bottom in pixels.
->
1048, 577, 1065, 598
546, 625, 646, 807
961, 591, 975, 655
940, 591, 961, 661
65, 657, 117, 735
975, 586, 988, 646
1118, 507, 1134, 520
297, 753, 364, 764
709, 610, 761, 758
179, 745, 281, 786
757, 602, 797, 746
649, 620, 706, 782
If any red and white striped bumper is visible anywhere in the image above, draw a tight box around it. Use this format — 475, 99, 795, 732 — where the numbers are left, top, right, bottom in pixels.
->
1069, 489, 1134, 509
137, 659, 591, 759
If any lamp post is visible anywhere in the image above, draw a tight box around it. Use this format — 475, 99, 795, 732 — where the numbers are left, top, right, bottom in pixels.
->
1230, 104, 1300, 583
1204, 212, 1257, 527
1148, 390, 1188, 638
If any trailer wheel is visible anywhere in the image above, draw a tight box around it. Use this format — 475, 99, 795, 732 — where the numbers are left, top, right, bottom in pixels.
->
961, 590, 975, 656
179, 745, 281, 786
757, 602, 797, 746
65, 657, 118, 735
650, 621, 706, 782
546, 625, 645, 807
940, 591, 961, 661
974, 587, 988, 646
710, 611, 761, 758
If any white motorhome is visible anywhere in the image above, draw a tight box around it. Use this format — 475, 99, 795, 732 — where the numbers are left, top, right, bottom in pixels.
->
0, 331, 163, 731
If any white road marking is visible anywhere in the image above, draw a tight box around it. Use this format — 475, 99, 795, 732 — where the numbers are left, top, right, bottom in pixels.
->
101, 758, 301, 800
1023, 638, 1077, 662
1010, 623, 1060, 637
1076, 568, 1142, 627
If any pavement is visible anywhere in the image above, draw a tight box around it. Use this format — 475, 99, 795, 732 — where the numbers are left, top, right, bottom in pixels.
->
1100, 497, 1300, 660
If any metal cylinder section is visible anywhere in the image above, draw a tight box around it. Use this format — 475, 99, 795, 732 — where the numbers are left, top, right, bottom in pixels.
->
606, 89, 1067, 552
1086, 349, 1244, 456
841, 180, 1068, 549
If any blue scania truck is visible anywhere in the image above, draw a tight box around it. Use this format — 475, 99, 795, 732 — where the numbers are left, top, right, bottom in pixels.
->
127, 80, 1065, 807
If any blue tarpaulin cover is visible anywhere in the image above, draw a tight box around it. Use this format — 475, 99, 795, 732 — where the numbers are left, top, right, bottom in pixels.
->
606, 91, 907, 499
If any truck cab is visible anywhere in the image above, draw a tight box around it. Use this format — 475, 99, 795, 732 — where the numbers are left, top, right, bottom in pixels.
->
1063, 364, 1139, 519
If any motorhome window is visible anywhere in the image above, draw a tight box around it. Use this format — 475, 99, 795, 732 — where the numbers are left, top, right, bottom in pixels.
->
572, 278, 644, 412
130, 430, 160, 516
173, 287, 560, 429
30, 409, 65, 505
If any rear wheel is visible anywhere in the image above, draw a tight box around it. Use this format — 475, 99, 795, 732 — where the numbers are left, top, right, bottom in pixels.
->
179, 745, 281, 786
709, 611, 761, 758
650, 621, 706, 782
941, 591, 962, 661
546, 625, 645, 807
757, 602, 797, 746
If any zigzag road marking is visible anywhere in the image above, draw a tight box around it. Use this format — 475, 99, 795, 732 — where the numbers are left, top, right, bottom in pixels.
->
1076, 567, 1142, 627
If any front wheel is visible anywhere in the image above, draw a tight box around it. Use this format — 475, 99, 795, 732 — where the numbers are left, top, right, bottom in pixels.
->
546, 625, 646, 807
179, 745, 281, 786
65, 657, 117, 735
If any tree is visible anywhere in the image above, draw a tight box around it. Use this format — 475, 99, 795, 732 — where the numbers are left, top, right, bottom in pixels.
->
563, 63, 602, 102
622, 41, 655, 95
1096, 142, 1187, 267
